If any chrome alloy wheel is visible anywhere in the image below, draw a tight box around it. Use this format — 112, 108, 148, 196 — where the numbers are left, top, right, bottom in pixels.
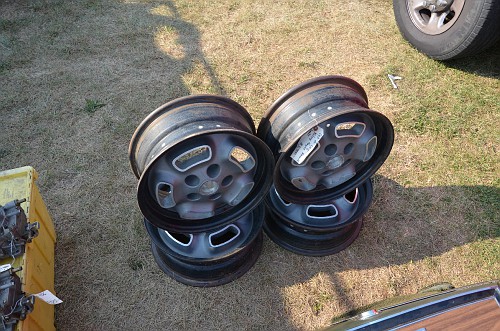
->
407, 0, 465, 35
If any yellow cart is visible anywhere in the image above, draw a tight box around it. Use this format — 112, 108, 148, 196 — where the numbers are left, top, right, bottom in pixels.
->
0, 166, 57, 331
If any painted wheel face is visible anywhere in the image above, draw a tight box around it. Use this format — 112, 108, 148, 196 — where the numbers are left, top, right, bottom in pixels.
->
145, 204, 265, 287
257, 76, 393, 204
147, 133, 258, 220
263, 179, 373, 256
144, 203, 264, 261
150, 232, 263, 287
267, 179, 372, 231
130, 95, 274, 233
279, 113, 377, 192
407, 0, 465, 35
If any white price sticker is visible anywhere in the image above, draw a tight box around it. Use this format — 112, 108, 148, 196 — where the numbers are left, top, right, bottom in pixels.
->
0, 264, 11, 272
34, 290, 63, 305
290, 126, 324, 164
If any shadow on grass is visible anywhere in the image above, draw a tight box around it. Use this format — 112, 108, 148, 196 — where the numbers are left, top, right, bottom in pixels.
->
255, 176, 498, 326
261, 175, 499, 281
442, 40, 500, 78
148, 0, 227, 96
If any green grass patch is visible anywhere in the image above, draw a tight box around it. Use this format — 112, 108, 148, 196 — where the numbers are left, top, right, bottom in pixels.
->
383, 52, 499, 139
461, 239, 500, 280
83, 99, 106, 113
465, 186, 500, 238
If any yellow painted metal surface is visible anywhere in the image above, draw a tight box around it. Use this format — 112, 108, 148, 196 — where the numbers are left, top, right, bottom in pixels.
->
0, 166, 57, 331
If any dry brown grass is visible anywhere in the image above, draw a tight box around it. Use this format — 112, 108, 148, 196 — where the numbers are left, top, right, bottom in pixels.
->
1, 0, 498, 330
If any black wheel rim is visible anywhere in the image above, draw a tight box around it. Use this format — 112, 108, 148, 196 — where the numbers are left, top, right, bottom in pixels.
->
266, 178, 373, 232
150, 231, 263, 287
264, 215, 363, 257
130, 95, 274, 232
257, 76, 393, 204
144, 203, 264, 262
263, 179, 373, 256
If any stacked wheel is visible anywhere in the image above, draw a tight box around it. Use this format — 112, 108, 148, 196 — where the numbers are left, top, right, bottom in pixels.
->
258, 76, 394, 256
129, 95, 274, 286
144, 204, 264, 287
129, 77, 394, 284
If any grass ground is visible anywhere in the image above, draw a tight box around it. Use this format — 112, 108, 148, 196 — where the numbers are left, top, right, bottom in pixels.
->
1, 0, 499, 330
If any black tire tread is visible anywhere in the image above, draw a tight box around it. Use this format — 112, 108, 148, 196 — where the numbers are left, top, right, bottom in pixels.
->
394, 0, 500, 60
445, 0, 500, 60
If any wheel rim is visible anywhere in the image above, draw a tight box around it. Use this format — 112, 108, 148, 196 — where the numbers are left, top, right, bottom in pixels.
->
263, 179, 373, 256
144, 203, 264, 261
151, 231, 263, 287
146, 133, 258, 220
279, 113, 377, 192
130, 95, 274, 232
266, 179, 372, 232
264, 214, 363, 256
257, 76, 393, 204
150, 232, 263, 287
407, 0, 465, 35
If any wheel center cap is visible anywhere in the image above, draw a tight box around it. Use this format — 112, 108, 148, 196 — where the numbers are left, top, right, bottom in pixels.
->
199, 180, 219, 195
327, 155, 344, 169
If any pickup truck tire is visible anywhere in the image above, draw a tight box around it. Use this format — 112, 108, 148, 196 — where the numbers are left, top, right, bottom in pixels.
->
393, 0, 500, 60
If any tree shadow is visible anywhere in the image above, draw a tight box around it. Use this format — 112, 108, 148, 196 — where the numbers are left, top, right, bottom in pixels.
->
146, 0, 226, 96
94, 0, 227, 116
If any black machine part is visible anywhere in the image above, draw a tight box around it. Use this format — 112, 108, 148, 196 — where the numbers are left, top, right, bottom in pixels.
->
0, 199, 39, 259
0, 267, 35, 331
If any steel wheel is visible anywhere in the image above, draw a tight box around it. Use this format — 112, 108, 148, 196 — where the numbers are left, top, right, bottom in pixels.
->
145, 133, 259, 221
264, 215, 363, 257
150, 233, 263, 287
257, 76, 393, 204
278, 113, 378, 192
263, 179, 373, 256
267, 179, 372, 232
130, 95, 274, 233
407, 0, 465, 35
144, 203, 264, 261
145, 204, 264, 287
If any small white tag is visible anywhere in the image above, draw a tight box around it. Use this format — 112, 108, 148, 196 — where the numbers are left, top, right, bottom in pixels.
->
290, 126, 324, 164
34, 290, 63, 305
0, 264, 11, 272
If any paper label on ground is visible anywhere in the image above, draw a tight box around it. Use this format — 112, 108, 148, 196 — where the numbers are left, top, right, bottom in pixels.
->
34, 290, 63, 305
0, 264, 11, 273
290, 126, 324, 164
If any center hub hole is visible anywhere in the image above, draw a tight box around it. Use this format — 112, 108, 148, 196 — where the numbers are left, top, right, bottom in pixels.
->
199, 180, 219, 196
